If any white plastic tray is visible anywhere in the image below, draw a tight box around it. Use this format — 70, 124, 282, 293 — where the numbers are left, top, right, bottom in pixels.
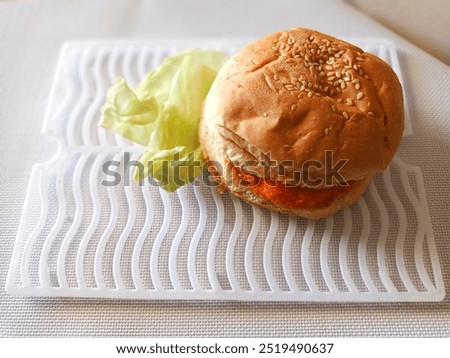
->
6, 39, 444, 301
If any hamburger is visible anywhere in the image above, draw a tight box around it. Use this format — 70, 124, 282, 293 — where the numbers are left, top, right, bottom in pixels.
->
200, 27, 404, 219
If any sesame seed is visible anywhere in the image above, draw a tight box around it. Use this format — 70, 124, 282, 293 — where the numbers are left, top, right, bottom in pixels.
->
356, 92, 363, 100
324, 128, 329, 136
364, 75, 370, 79
334, 53, 340, 58
359, 70, 364, 76
352, 79, 360, 84
326, 65, 333, 70
329, 89, 334, 96
308, 82, 313, 89
355, 83, 361, 90
343, 111, 349, 119
323, 86, 329, 92
298, 93, 303, 98
331, 105, 336, 112
353, 64, 359, 71
368, 112, 374, 117
340, 82, 346, 89
336, 87, 342, 93
319, 71, 326, 77
291, 104, 297, 111
315, 92, 321, 97
356, 56, 364, 61
263, 112, 268, 117
346, 98, 353, 105
328, 76, 335, 81
309, 35, 315, 41
274, 74, 279, 81
327, 71, 334, 76
308, 91, 313, 98
337, 98, 343, 103
343, 77, 350, 82
335, 71, 341, 78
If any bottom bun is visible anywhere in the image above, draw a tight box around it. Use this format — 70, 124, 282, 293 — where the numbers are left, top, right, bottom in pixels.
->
228, 175, 373, 219
206, 160, 373, 219
201, 115, 373, 219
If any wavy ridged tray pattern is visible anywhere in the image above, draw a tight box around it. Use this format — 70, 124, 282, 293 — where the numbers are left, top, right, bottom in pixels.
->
6, 39, 444, 301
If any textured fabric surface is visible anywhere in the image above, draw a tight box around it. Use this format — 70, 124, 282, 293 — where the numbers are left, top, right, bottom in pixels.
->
346, 0, 450, 65
1, 0, 450, 337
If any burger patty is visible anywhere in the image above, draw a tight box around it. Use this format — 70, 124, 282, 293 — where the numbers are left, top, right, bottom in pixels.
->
231, 164, 354, 209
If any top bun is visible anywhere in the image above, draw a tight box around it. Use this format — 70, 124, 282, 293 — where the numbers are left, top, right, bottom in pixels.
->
202, 27, 404, 185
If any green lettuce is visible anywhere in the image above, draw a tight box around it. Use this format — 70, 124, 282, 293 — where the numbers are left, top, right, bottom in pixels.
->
100, 49, 228, 191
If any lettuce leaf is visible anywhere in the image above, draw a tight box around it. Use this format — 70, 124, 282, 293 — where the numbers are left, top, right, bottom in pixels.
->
99, 49, 227, 191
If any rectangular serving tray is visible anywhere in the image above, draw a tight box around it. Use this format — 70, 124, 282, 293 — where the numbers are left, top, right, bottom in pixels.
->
6, 39, 444, 301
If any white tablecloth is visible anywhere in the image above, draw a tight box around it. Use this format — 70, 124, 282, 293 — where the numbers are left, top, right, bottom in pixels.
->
1, 0, 449, 337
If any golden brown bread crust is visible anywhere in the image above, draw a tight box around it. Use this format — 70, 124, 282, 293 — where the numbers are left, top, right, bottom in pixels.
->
203, 157, 373, 219
200, 27, 404, 218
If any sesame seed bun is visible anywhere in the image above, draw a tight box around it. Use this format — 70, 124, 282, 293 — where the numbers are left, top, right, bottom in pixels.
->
200, 27, 404, 218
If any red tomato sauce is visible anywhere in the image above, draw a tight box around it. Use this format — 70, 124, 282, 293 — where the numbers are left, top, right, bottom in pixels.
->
231, 165, 353, 209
